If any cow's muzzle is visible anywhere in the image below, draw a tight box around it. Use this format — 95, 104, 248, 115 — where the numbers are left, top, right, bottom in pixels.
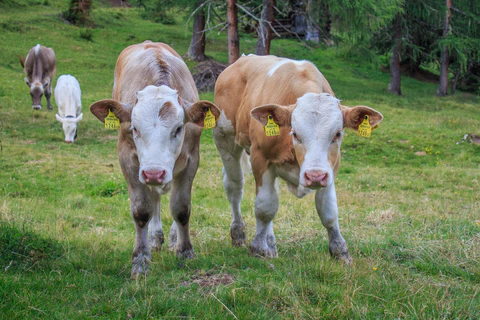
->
304, 170, 328, 188
142, 170, 166, 185
32, 104, 42, 110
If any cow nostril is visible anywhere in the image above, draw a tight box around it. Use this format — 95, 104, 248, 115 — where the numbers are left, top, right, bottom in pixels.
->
142, 170, 166, 184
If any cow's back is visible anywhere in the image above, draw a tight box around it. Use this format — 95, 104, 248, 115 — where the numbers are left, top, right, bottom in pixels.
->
113, 41, 199, 107
24, 45, 56, 81
214, 54, 333, 148
55, 75, 82, 117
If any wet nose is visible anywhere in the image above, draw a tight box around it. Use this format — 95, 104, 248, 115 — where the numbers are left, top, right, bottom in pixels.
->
142, 170, 166, 185
304, 170, 328, 188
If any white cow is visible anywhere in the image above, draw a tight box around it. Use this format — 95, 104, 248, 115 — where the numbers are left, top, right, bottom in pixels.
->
54, 75, 83, 143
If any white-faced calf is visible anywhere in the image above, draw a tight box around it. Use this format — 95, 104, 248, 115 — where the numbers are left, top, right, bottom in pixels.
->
90, 41, 220, 278
213, 54, 384, 263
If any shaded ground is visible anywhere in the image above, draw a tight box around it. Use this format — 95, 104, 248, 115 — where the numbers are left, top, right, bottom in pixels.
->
108, 0, 130, 7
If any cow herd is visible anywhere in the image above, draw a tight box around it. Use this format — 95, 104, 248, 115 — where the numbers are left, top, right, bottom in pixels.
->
22, 41, 383, 279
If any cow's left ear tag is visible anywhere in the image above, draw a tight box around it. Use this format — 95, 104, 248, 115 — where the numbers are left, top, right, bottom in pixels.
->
357, 115, 372, 138
264, 115, 280, 137
203, 108, 216, 130
105, 109, 120, 130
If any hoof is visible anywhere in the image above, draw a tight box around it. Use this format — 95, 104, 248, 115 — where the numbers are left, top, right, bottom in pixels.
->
149, 230, 165, 251
329, 240, 352, 264
131, 253, 151, 279
230, 222, 246, 247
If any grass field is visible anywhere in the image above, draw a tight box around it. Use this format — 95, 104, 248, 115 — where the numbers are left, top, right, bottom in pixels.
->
1, 1, 479, 319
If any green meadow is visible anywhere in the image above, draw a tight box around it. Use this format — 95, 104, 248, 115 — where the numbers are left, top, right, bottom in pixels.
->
0, 1, 479, 319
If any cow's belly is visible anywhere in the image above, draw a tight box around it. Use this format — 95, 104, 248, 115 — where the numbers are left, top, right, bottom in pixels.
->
275, 163, 312, 198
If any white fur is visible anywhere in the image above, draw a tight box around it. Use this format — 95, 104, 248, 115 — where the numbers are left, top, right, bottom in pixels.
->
268, 59, 306, 77
131, 85, 185, 189
291, 93, 342, 188
54, 75, 82, 142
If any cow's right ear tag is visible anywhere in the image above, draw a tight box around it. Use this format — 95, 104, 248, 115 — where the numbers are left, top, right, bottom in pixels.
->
203, 108, 216, 130
105, 109, 120, 130
357, 115, 372, 138
264, 115, 280, 137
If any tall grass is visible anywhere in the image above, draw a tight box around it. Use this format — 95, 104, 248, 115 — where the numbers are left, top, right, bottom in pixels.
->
1, 1, 479, 319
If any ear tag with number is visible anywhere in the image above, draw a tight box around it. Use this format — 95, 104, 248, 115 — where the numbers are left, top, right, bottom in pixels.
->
104, 109, 120, 130
357, 115, 372, 138
203, 108, 216, 130
264, 115, 280, 137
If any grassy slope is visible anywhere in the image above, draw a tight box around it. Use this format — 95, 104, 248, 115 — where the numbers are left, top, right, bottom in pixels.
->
1, 1, 479, 319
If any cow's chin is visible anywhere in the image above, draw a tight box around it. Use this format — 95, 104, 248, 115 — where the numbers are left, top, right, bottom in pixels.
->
139, 176, 172, 193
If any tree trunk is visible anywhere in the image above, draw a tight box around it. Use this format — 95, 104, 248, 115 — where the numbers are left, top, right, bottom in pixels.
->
388, 13, 402, 95
256, 0, 275, 55
436, 0, 452, 96
451, 68, 460, 95
227, 0, 239, 65
187, 0, 206, 61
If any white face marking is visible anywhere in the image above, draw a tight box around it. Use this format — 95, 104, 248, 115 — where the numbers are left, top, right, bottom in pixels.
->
131, 85, 186, 188
267, 59, 306, 77
34, 44, 40, 56
291, 93, 343, 188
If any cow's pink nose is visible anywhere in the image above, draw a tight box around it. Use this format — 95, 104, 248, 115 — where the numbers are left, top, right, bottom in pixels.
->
142, 170, 166, 185
304, 170, 328, 188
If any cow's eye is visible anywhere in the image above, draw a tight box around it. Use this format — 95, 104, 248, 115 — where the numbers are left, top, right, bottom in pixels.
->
291, 130, 302, 144
332, 131, 342, 143
131, 126, 140, 136
173, 126, 182, 138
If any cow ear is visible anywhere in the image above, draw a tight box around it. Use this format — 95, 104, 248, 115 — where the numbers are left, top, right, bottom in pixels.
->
341, 105, 384, 130
184, 100, 221, 127
55, 114, 64, 123
24, 77, 30, 87
43, 77, 50, 87
19, 55, 25, 68
75, 113, 83, 123
89, 99, 131, 123
251, 104, 293, 127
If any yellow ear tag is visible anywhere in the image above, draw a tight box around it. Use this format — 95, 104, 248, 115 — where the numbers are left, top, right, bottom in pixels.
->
104, 109, 120, 130
203, 108, 216, 130
357, 115, 372, 138
264, 115, 280, 137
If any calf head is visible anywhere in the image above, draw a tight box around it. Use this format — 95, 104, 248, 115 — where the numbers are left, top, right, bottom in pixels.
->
90, 85, 220, 189
251, 92, 383, 189
56, 113, 83, 143
25, 77, 50, 110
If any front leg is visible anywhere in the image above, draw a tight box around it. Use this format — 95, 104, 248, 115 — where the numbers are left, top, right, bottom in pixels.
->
249, 165, 279, 258
168, 161, 198, 259
130, 189, 155, 278
147, 191, 164, 251
315, 183, 352, 264
45, 85, 53, 110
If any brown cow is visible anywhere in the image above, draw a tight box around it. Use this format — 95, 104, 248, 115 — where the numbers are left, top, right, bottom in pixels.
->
20, 44, 56, 110
213, 54, 384, 263
90, 41, 220, 278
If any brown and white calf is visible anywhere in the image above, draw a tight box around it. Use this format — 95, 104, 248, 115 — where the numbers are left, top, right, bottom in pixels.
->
20, 44, 56, 110
213, 54, 383, 263
90, 41, 220, 278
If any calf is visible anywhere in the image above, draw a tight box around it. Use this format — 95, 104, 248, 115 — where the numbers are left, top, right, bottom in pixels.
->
55, 75, 83, 143
213, 54, 384, 263
90, 41, 220, 278
20, 44, 56, 110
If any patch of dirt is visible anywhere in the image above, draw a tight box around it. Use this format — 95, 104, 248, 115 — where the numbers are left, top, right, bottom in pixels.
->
181, 271, 235, 288
191, 60, 227, 93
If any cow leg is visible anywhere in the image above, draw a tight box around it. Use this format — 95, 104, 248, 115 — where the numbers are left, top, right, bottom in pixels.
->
147, 191, 164, 251
129, 190, 155, 279
315, 183, 352, 264
214, 128, 246, 246
250, 166, 278, 258
168, 164, 197, 259
45, 85, 53, 110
